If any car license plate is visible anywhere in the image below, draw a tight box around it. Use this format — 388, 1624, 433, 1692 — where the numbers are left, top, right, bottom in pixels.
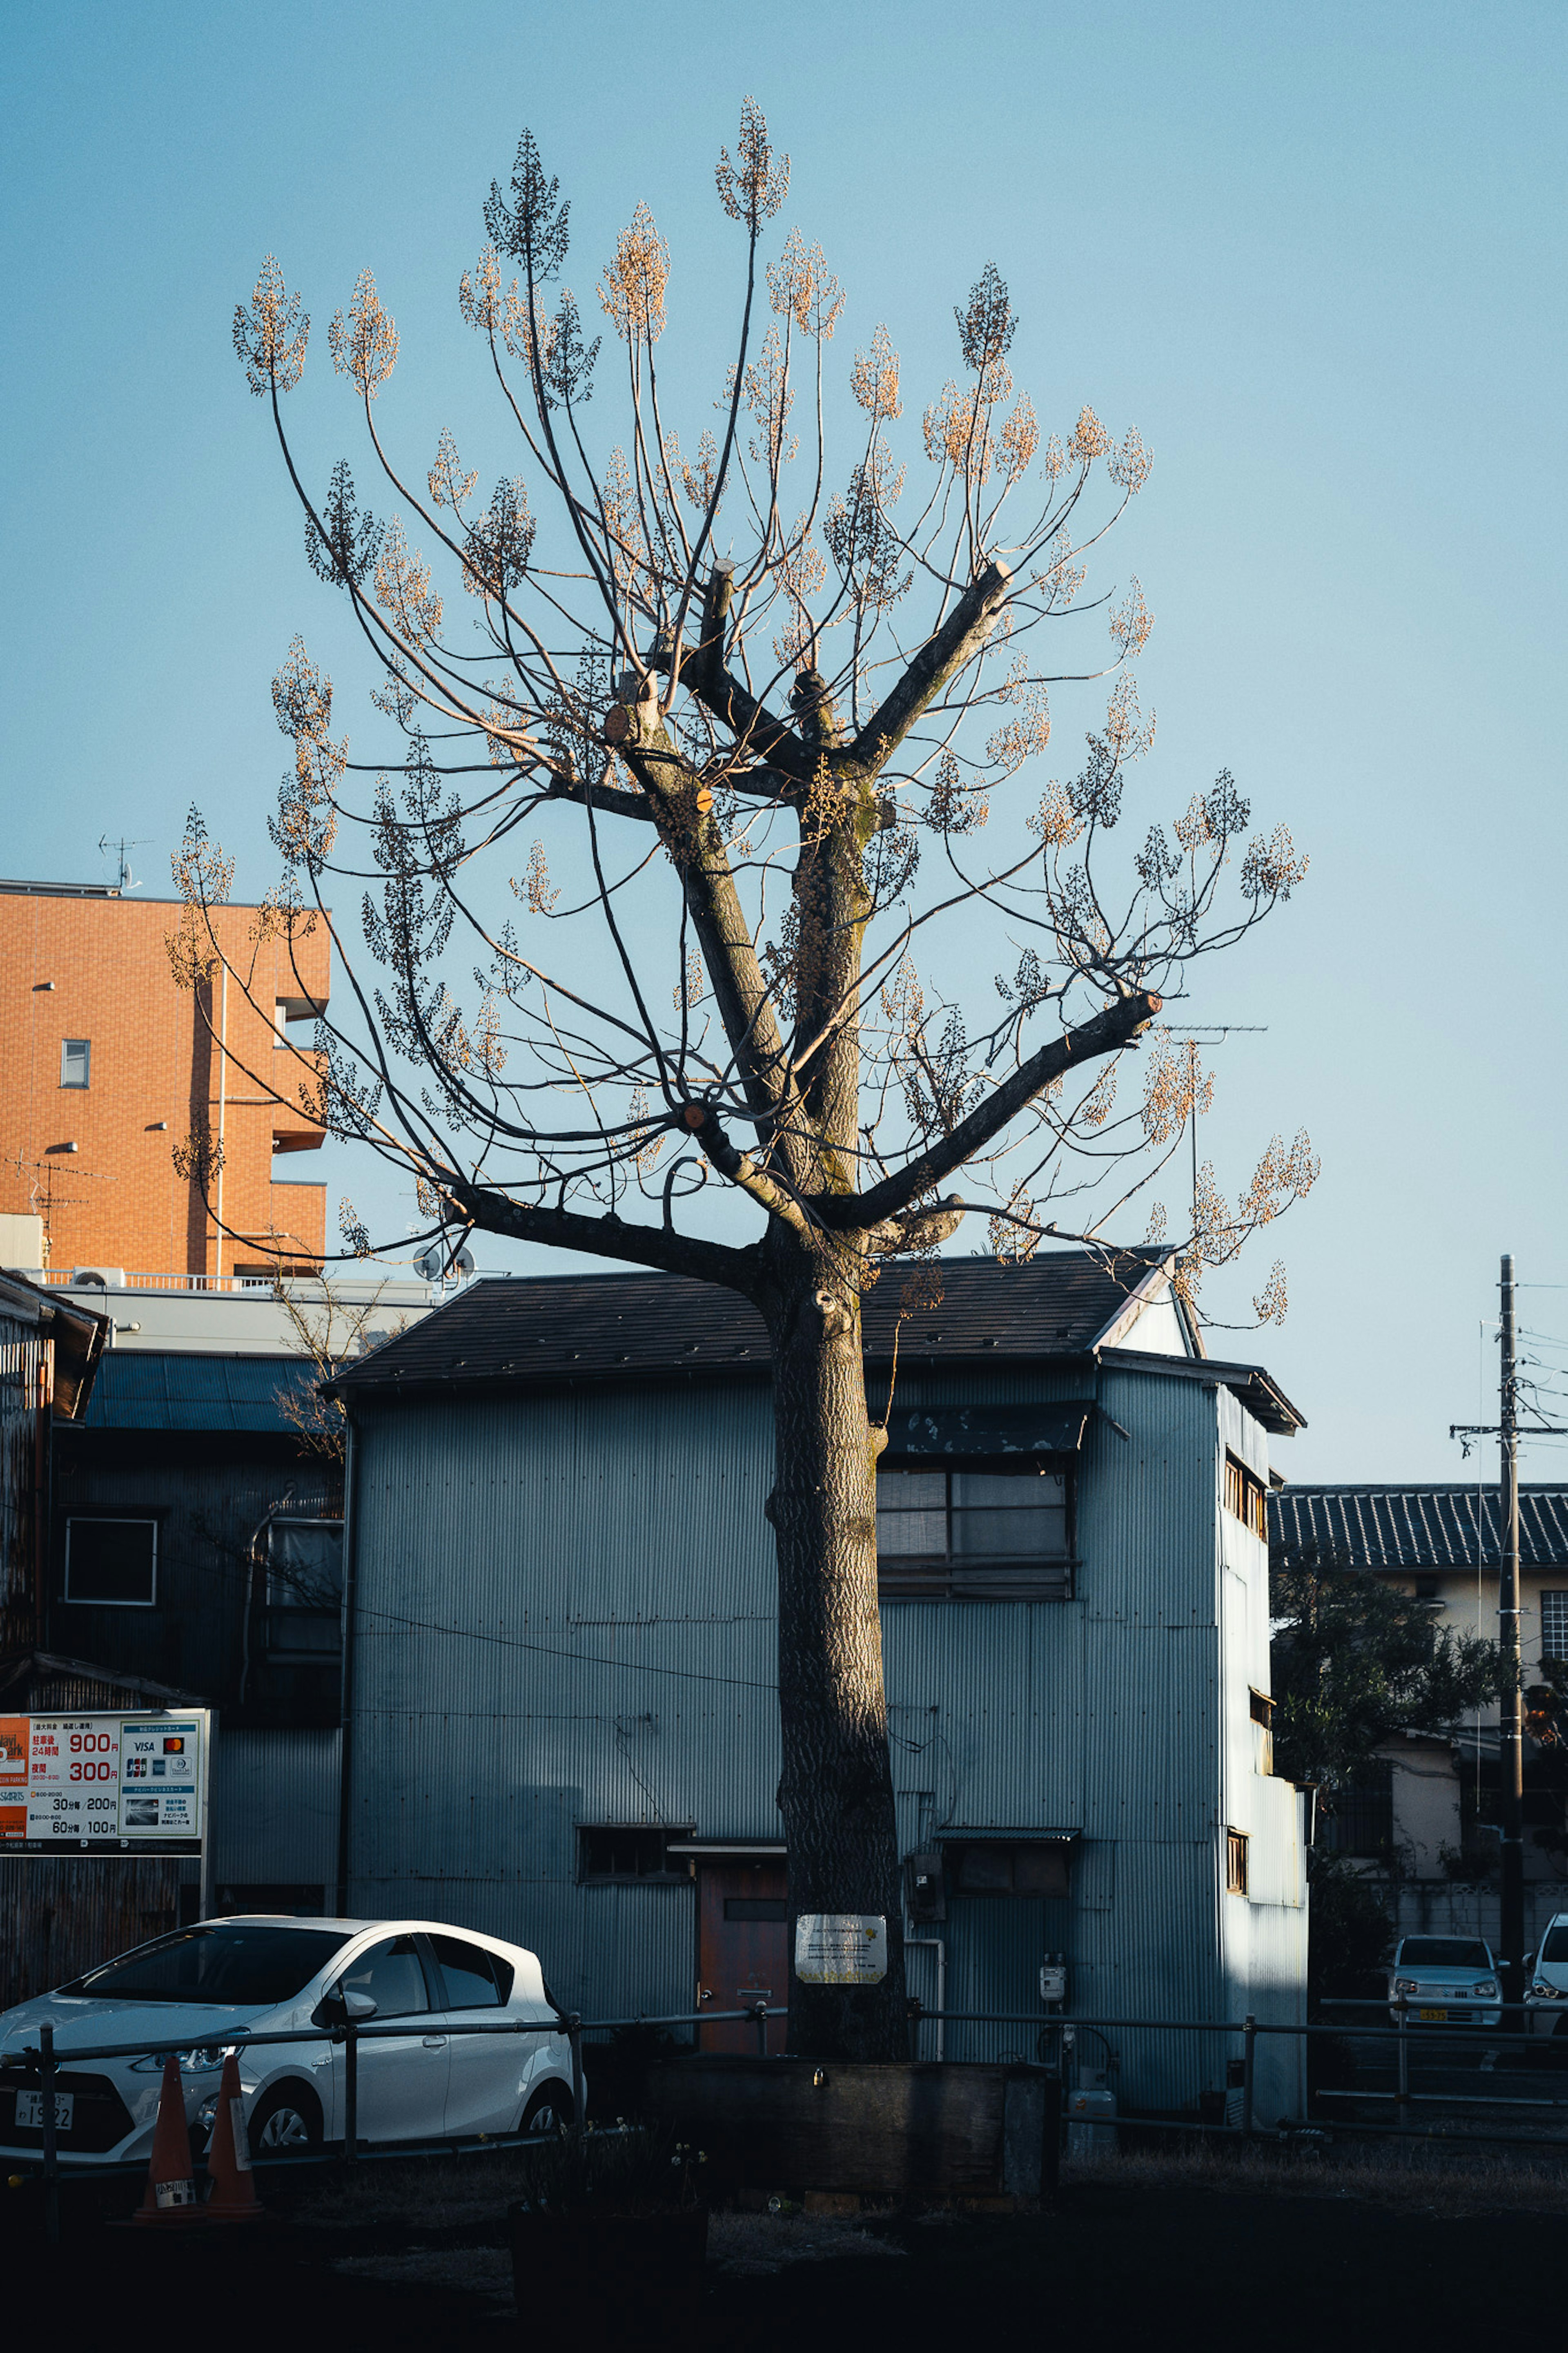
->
15, 2090, 74, 2131
1418, 2007, 1448, 2023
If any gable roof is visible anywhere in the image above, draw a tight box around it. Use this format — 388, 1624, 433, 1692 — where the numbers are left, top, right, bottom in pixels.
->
1269, 1483, 1568, 1571
330, 1251, 1303, 1433
80, 1351, 318, 1435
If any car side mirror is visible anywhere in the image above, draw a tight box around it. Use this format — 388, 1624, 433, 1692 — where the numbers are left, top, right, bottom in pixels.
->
314, 1986, 379, 2029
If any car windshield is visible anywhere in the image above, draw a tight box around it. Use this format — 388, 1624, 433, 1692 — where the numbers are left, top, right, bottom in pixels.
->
1541, 1926, 1568, 1964
60, 1924, 353, 2006
1397, 1938, 1491, 1969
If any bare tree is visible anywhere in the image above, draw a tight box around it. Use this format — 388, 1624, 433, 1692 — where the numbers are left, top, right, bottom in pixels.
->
182, 102, 1316, 2057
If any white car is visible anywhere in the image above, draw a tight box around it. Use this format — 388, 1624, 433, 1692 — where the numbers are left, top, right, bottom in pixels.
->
0, 1914, 576, 2166
1525, 1912, 1568, 2042
1385, 1934, 1502, 2028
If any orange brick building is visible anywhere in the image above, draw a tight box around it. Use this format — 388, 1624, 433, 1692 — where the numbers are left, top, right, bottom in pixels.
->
0, 880, 330, 1277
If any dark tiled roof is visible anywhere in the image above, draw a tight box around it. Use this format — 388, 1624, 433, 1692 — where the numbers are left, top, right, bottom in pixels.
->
331, 1251, 1302, 1433
334, 1250, 1164, 1393
82, 1352, 317, 1434
1270, 1484, 1568, 1571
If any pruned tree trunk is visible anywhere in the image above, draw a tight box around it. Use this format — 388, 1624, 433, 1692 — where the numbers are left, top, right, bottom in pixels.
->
760, 1231, 907, 2059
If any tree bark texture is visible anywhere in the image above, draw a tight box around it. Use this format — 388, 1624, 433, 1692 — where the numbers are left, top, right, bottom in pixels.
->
759, 1229, 907, 2060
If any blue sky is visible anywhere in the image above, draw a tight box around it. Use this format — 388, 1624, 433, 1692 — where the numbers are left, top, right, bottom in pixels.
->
4, 0, 1565, 1479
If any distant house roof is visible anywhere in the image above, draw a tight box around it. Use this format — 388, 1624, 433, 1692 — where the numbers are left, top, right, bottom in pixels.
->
81, 1350, 317, 1435
332, 1251, 1305, 1434
1270, 1484, 1568, 1571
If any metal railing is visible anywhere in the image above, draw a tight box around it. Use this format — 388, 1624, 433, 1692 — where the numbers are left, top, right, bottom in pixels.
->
14, 1993, 1568, 2245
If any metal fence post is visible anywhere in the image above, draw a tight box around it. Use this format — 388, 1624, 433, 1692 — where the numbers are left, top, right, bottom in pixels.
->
567, 2014, 584, 2137
1241, 2013, 1256, 2137
752, 2001, 769, 2060
1396, 1994, 1410, 2132
40, 2022, 59, 2246
906, 1995, 924, 2064
343, 2019, 359, 2161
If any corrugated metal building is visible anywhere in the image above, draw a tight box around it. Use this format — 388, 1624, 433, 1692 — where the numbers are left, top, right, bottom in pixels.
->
321, 1251, 1310, 2123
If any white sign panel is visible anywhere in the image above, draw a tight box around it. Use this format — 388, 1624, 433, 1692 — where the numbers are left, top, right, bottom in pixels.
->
0, 1711, 207, 1853
118, 1719, 203, 1839
794, 1913, 888, 1985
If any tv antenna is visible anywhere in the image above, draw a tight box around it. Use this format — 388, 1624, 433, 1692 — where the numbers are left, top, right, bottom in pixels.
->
98, 835, 150, 891
1158, 1025, 1269, 1228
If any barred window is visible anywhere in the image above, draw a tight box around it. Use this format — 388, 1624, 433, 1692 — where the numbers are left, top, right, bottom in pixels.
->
1542, 1590, 1568, 1666
876, 1465, 1071, 1599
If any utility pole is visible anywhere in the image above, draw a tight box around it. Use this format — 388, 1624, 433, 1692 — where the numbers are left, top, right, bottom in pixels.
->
1498, 1252, 1524, 2005
1451, 1255, 1566, 2003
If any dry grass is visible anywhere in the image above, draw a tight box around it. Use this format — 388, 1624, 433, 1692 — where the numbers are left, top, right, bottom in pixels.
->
707, 2210, 905, 2274
1062, 2139, 1568, 2217
327, 2209, 903, 2301
297, 2149, 541, 2232
332, 2247, 514, 2300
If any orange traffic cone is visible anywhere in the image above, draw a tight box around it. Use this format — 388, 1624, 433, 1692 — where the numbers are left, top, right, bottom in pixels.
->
204, 2053, 264, 2223
131, 2053, 207, 2226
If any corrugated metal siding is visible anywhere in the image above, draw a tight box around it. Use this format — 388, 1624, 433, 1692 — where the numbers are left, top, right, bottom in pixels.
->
345, 1356, 1307, 2109
0, 1859, 183, 2008
209, 1728, 340, 1885
83, 1352, 317, 1434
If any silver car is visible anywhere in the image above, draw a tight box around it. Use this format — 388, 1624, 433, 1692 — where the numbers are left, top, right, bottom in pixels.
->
1386, 1933, 1501, 2028
0, 1914, 576, 2166
1525, 1912, 1568, 2042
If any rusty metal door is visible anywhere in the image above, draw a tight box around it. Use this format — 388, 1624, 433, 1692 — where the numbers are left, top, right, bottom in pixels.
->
696, 1859, 788, 2053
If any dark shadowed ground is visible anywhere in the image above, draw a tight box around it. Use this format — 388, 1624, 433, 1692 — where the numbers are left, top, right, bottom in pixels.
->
11, 2145, 1561, 2348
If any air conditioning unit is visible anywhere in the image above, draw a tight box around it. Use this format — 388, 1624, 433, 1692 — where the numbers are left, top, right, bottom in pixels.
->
71, 1267, 127, 1290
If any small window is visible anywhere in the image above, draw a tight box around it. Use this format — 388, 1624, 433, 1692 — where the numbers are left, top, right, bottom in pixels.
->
265, 1519, 343, 1659
944, 1841, 1070, 1899
1542, 1590, 1568, 1666
65, 1519, 157, 1606
1226, 1829, 1250, 1896
59, 1038, 91, 1090
1223, 1454, 1267, 1539
1414, 1575, 1440, 1603
336, 1934, 430, 2019
577, 1827, 689, 1884
876, 1465, 1071, 1597
428, 1933, 513, 2007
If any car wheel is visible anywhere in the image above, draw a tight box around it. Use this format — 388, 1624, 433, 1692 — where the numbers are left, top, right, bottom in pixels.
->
520, 2083, 573, 2139
248, 2081, 323, 2157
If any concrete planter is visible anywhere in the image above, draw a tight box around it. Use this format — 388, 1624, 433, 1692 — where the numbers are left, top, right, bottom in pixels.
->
646, 2055, 1059, 2205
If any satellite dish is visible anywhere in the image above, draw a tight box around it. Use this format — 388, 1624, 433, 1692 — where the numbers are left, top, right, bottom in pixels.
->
416, 1242, 476, 1281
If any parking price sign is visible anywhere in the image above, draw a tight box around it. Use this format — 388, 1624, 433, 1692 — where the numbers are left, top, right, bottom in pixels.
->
0, 1711, 208, 1855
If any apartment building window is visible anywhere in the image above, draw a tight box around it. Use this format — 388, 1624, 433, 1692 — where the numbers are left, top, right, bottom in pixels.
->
1223, 1453, 1267, 1538
65, 1518, 157, 1606
59, 1038, 91, 1089
264, 1518, 343, 1659
876, 1465, 1071, 1598
1542, 1590, 1568, 1666
1226, 1828, 1250, 1896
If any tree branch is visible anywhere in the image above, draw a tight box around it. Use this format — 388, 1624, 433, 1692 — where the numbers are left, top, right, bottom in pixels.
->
446, 1174, 761, 1289
817, 988, 1163, 1231
848, 558, 1012, 772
